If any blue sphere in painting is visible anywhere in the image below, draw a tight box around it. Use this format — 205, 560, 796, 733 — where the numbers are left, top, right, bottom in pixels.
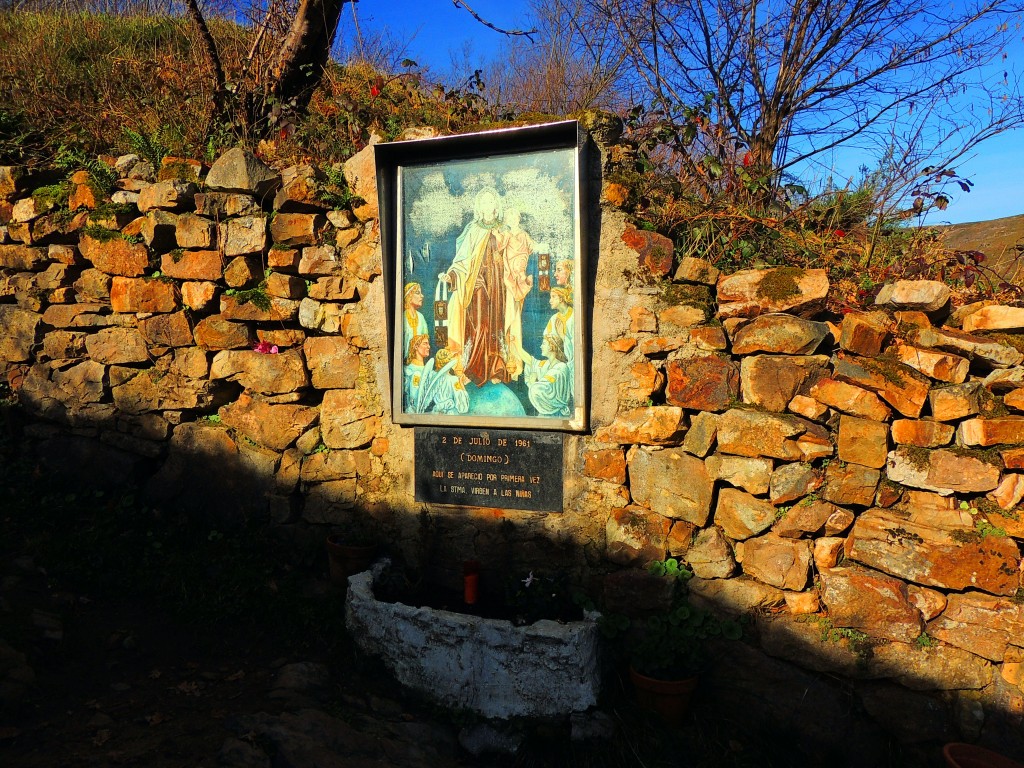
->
467, 382, 526, 416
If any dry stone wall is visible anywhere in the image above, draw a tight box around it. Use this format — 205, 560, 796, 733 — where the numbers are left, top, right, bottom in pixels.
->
2, 128, 1024, 754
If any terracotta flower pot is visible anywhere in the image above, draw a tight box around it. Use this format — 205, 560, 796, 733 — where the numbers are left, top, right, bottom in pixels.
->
943, 743, 1024, 768
326, 535, 376, 583
629, 664, 697, 726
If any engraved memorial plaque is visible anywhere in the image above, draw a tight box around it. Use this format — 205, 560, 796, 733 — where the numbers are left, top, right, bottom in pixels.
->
415, 427, 564, 512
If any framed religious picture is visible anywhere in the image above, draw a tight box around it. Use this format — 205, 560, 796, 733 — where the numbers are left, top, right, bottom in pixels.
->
376, 121, 587, 432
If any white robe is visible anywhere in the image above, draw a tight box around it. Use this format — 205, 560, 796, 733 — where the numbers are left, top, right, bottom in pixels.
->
524, 357, 572, 417
403, 310, 428, 360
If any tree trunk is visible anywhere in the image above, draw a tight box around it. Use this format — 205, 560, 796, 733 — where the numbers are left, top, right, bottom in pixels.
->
268, 0, 349, 117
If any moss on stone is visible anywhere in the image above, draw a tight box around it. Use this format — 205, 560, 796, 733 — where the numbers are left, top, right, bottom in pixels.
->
755, 267, 805, 302
984, 333, 1024, 355
901, 445, 932, 472
658, 281, 712, 310
944, 445, 1004, 468
31, 181, 70, 211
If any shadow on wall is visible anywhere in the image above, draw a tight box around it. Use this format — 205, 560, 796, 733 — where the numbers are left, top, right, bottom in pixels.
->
3, 409, 1023, 768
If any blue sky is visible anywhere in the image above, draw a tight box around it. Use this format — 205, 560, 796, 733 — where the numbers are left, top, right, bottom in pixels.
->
344, 0, 1023, 225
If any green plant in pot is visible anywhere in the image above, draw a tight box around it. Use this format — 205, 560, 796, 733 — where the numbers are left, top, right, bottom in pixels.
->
623, 559, 741, 724
326, 517, 380, 583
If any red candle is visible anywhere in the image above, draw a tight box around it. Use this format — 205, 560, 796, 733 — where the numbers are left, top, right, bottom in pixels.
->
463, 560, 480, 605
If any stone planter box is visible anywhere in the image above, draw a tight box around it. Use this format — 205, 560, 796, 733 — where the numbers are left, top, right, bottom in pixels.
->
344, 561, 601, 719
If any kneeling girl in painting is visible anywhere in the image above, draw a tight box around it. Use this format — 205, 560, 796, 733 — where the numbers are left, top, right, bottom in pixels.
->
404, 334, 433, 413
516, 334, 572, 418
418, 348, 470, 416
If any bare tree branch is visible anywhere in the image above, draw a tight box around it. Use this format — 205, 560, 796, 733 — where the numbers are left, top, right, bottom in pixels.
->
451, 0, 537, 39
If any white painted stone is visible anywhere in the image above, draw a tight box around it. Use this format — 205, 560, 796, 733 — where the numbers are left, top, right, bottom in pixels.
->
346, 562, 601, 719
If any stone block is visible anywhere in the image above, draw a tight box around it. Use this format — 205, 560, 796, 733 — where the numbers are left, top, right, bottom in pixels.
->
769, 462, 823, 505
874, 280, 950, 313
0, 306, 40, 362
706, 454, 773, 495
927, 592, 1024, 661
907, 586, 946, 621
109, 276, 180, 313
303, 336, 361, 389
808, 377, 891, 421
342, 145, 378, 221
298, 244, 345, 276
219, 392, 319, 451
658, 304, 706, 329
907, 325, 1023, 369
220, 294, 300, 322
0, 244, 46, 270
987, 473, 1024, 510
716, 408, 833, 461
839, 311, 890, 357
175, 213, 216, 249
959, 417, 1024, 446
161, 249, 223, 281
716, 267, 829, 319
891, 343, 969, 384
219, 216, 268, 257
832, 351, 930, 418
210, 348, 309, 395
193, 315, 256, 350
731, 313, 830, 355
205, 148, 280, 197
137, 180, 197, 212
714, 487, 776, 540
837, 415, 889, 468
320, 388, 379, 448
271, 212, 326, 246
688, 325, 728, 350
619, 359, 664, 402
138, 311, 193, 348
583, 448, 627, 484
929, 382, 983, 422
775, 499, 845, 538
628, 447, 714, 525
344, 240, 380, 281
685, 527, 736, 578
680, 410, 717, 456
606, 505, 671, 566
594, 407, 686, 445
739, 533, 811, 590
886, 446, 1001, 495
224, 255, 263, 288
819, 565, 922, 643
268, 246, 301, 271
621, 226, 673, 277
79, 233, 152, 277
740, 354, 829, 412
194, 192, 261, 218
784, 592, 820, 615
665, 354, 738, 412
822, 462, 879, 506
181, 281, 217, 311
73, 269, 112, 301
265, 272, 307, 299
962, 305, 1024, 332
890, 419, 954, 447
788, 394, 828, 420
849, 507, 1019, 595
84, 327, 149, 364
673, 256, 719, 285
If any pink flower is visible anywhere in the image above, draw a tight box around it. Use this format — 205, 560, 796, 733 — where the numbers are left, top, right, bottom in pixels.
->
253, 342, 279, 354
369, 84, 381, 98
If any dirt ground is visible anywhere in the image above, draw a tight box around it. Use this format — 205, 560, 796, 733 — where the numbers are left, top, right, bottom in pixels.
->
0, 556, 469, 768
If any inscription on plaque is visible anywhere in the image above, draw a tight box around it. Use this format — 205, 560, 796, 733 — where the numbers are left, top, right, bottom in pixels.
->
414, 427, 564, 512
